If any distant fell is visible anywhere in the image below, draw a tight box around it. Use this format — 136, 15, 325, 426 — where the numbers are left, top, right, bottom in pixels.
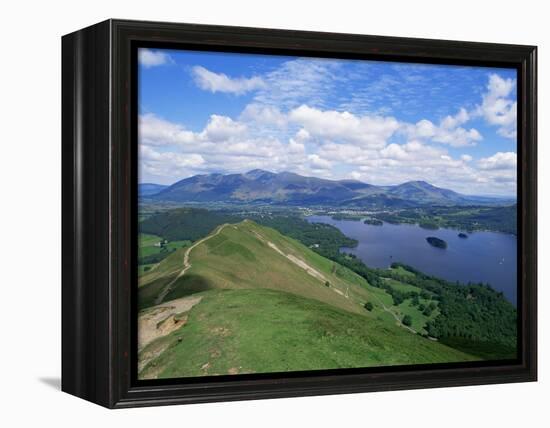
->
146, 170, 513, 207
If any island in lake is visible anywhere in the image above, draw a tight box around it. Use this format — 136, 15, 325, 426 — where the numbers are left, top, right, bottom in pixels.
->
426, 236, 447, 249
458, 232, 468, 239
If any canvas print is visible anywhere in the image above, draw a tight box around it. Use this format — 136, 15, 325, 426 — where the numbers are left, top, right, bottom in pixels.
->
136, 48, 518, 380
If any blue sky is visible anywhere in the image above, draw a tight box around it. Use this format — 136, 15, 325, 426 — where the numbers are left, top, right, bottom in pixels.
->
138, 48, 517, 196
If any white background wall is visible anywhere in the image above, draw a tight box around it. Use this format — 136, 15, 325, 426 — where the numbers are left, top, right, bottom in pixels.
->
0, 0, 546, 425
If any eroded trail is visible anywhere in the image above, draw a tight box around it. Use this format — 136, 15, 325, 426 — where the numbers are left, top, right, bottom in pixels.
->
154, 224, 229, 304
139, 295, 203, 350
252, 226, 417, 334
249, 227, 357, 300
251, 228, 328, 282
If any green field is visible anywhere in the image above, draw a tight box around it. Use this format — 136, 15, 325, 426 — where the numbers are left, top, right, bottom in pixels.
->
382, 277, 421, 294
138, 220, 483, 379
138, 233, 191, 274
139, 233, 191, 255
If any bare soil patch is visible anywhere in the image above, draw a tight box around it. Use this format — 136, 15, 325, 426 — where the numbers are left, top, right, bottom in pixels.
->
138, 295, 202, 351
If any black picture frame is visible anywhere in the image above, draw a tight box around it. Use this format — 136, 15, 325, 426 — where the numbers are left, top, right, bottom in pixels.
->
62, 19, 537, 409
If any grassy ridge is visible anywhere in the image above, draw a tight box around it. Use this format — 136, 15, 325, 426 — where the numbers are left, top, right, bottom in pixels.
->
140, 220, 385, 317
139, 289, 476, 379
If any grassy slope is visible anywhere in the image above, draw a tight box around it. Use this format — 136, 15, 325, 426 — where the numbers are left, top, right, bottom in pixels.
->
138, 220, 480, 379
139, 289, 476, 379
139, 220, 389, 317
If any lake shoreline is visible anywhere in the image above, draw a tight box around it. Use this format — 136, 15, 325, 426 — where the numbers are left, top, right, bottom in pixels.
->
325, 215, 518, 237
306, 215, 517, 306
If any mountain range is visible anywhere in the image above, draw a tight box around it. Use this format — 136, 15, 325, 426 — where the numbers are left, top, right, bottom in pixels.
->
140, 170, 513, 207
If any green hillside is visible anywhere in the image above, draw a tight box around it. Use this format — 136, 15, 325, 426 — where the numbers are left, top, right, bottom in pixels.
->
139, 220, 392, 316
138, 220, 479, 379
139, 289, 475, 379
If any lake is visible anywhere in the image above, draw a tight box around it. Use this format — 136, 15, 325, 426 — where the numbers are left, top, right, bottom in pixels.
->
306, 215, 517, 305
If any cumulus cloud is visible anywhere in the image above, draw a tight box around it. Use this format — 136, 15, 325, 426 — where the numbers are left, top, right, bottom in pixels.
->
140, 113, 247, 147
441, 108, 470, 129
317, 143, 371, 164
476, 73, 517, 138
138, 49, 173, 68
138, 113, 308, 180
200, 115, 247, 141
139, 113, 195, 146
402, 108, 482, 147
289, 105, 400, 149
239, 103, 287, 127
192, 66, 265, 94
477, 152, 517, 170
288, 139, 305, 154
294, 129, 311, 143
139, 145, 205, 180
308, 154, 332, 170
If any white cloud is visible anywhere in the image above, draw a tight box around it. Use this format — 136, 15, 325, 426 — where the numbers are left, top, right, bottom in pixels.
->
138, 49, 173, 68
294, 129, 311, 142
139, 145, 205, 180
253, 58, 341, 110
476, 73, 517, 138
239, 104, 287, 127
140, 113, 247, 148
288, 139, 306, 154
402, 109, 483, 147
200, 115, 247, 142
345, 140, 484, 192
478, 152, 517, 170
441, 108, 470, 129
317, 143, 371, 164
192, 66, 265, 95
289, 105, 400, 149
138, 113, 307, 180
344, 140, 517, 195
139, 113, 195, 146
140, 145, 205, 167
308, 154, 332, 170
380, 143, 408, 160
288, 130, 308, 154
